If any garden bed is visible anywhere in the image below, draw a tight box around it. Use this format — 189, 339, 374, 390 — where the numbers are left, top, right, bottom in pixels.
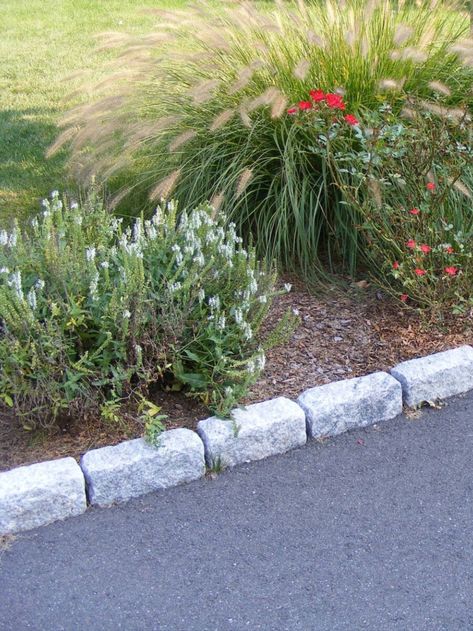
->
2, 277, 471, 472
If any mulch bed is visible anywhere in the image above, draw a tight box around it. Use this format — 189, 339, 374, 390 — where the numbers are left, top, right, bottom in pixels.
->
1, 276, 471, 472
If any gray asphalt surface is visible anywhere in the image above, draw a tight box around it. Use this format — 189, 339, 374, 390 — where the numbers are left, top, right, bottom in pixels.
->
1, 391, 473, 631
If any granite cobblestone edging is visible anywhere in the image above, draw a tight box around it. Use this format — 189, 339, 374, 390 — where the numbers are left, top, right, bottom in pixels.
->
197, 397, 307, 469
1, 345, 472, 535
81, 428, 206, 507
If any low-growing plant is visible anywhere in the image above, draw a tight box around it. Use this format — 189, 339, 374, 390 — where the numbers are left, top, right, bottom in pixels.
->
140, 397, 168, 446
0, 191, 296, 430
52, 0, 473, 277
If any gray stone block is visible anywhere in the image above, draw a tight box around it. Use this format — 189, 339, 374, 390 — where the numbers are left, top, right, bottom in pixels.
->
391, 345, 473, 407
197, 397, 306, 468
80, 428, 205, 507
0, 457, 86, 535
297, 372, 402, 439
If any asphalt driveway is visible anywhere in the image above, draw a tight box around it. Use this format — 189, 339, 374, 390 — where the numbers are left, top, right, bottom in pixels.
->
1, 391, 473, 631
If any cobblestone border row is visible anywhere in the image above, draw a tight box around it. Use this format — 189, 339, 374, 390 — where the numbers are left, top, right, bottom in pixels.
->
1, 345, 473, 535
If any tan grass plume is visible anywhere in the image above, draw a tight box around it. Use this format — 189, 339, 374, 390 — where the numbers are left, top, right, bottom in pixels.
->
239, 106, 252, 128
452, 179, 472, 198
149, 169, 182, 201
307, 30, 325, 48
236, 168, 253, 198
189, 79, 220, 104
46, 127, 79, 158
109, 187, 133, 210
294, 59, 310, 80
428, 81, 451, 96
210, 109, 235, 132
210, 192, 225, 215
168, 130, 197, 152
393, 24, 414, 46
271, 93, 289, 119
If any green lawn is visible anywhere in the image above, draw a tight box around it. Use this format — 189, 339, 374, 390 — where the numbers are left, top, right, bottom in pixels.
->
0, 0, 186, 225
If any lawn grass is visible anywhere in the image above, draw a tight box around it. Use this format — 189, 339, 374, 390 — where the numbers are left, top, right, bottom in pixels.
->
0, 0, 187, 226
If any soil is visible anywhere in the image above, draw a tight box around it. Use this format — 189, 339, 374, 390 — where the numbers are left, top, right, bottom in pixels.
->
1, 276, 471, 472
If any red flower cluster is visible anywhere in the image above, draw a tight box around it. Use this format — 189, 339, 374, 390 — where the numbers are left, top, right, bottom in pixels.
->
344, 114, 359, 126
445, 266, 458, 276
324, 93, 346, 110
393, 235, 461, 293
298, 101, 312, 110
409, 208, 420, 215
287, 89, 358, 123
309, 89, 325, 102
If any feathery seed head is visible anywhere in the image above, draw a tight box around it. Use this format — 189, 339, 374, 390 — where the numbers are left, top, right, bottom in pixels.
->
149, 169, 182, 201
236, 168, 253, 198
209, 109, 235, 132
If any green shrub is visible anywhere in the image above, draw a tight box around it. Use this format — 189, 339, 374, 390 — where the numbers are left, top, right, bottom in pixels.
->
317, 101, 473, 315
0, 191, 295, 429
53, 0, 473, 277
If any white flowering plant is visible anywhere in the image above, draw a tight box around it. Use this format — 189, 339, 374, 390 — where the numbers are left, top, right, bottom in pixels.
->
0, 191, 295, 430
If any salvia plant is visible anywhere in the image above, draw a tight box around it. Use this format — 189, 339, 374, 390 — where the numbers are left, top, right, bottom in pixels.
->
0, 191, 296, 430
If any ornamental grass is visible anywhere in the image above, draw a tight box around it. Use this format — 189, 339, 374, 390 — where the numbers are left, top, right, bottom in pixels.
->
52, 0, 473, 278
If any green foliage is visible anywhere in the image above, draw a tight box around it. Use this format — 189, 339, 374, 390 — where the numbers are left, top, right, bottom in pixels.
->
207, 456, 224, 475
139, 398, 168, 446
57, 0, 473, 277
318, 101, 473, 316
0, 191, 295, 429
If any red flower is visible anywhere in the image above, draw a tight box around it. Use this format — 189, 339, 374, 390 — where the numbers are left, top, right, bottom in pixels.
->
415, 268, 427, 276
344, 114, 359, 126
325, 93, 346, 110
420, 244, 431, 254
309, 89, 325, 102
409, 208, 420, 215
400, 294, 409, 302
445, 266, 458, 276
426, 182, 436, 191
406, 239, 416, 249
287, 107, 298, 115
445, 246, 454, 254
298, 101, 312, 110
393, 261, 400, 270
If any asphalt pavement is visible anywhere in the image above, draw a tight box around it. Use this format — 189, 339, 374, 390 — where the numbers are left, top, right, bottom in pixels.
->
2, 391, 473, 631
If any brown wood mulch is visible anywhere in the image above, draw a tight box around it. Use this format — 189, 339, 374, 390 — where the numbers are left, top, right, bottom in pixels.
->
1, 277, 471, 472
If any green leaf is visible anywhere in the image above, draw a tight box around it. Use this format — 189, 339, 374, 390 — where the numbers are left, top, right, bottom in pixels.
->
178, 372, 208, 388
1, 393, 13, 407
183, 349, 201, 362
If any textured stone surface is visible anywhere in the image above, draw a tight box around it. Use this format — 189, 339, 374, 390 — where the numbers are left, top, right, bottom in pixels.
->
0, 457, 86, 535
197, 397, 306, 468
297, 372, 402, 439
80, 429, 205, 507
391, 345, 473, 407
